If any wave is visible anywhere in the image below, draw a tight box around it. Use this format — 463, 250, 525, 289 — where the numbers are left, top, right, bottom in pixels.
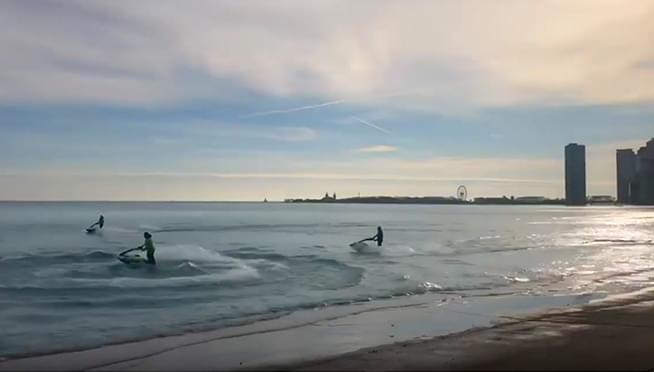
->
222, 249, 288, 262
349, 243, 418, 257
138, 224, 162, 232
0, 245, 253, 265
587, 239, 653, 246
1, 245, 368, 294
101, 226, 142, 233
156, 244, 242, 264
504, 275, 531, 283
0, 251, 116, 264
1, 265, 260, 291
86, 267, 260, 288
155, 223, 322, 233
155, 222, 389, 234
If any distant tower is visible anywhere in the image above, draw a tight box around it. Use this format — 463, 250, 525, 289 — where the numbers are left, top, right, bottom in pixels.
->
333, 193, 336, 200
565, 143, 586, 205
616, 149, 636, 203
635, 139, 654, 205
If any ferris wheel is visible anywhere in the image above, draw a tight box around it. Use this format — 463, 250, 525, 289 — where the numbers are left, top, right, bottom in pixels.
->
457, 185, 468, 201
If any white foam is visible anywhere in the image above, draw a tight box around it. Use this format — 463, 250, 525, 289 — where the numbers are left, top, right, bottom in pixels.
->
505, 275, 531, 283
350, 242, 418, 256
246, 258, 289, 271
155, 244, 237, 264
70, 266, 261, 289
419, 281, 443, 290
350, 242, 380, 254
385, 245, 417, 256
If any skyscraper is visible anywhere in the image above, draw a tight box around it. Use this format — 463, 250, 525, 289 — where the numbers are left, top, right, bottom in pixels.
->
634, 139, 654, 205
565, 143, 586, 205
616, 149, 636, 203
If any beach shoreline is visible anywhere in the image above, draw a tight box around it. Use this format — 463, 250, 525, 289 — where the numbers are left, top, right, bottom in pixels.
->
291, 288, 654, 371
0, 289, 613, 371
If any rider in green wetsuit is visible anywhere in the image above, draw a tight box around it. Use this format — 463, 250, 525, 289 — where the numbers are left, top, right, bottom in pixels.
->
138, 232, 156, 264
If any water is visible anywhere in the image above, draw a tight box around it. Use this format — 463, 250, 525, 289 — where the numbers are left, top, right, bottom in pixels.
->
0, 202, 653, 358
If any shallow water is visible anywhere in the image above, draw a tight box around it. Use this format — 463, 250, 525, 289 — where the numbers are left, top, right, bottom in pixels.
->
0, 202, 652, 357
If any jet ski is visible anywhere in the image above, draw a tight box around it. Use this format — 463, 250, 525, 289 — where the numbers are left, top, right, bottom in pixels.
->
117, 247, 147, 265
349, 240, 381, 254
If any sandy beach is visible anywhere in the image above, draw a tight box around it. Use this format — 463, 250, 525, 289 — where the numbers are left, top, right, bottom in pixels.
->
3, 288, 654, 371
293, 289, 654, 371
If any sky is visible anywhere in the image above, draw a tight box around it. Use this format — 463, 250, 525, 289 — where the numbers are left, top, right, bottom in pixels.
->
1, 0, 653, 201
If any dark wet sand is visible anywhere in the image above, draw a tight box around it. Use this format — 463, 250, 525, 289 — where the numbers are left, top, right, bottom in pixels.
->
290, 290, 654, 371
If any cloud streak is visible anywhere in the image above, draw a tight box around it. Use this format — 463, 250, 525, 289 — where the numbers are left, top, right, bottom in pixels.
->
352, 145, 398, 154
240, 89, 426, 118
0, 170, 559, 184
351, 116, 392, 134
241, 99, 346, 118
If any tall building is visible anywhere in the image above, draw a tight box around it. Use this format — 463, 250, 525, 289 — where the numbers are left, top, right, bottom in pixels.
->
634, 139, 654, 205
565, 143, 586, 205
616, 149, 636, 203
615, 138, 654, 205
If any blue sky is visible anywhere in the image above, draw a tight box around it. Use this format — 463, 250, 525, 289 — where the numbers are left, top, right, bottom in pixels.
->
1, 0, 653, 200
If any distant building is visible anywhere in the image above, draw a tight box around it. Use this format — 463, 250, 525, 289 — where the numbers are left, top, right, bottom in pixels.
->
473, 196, 510, 204
616, 149, 636, 203
321, 192, 336, 201
515, 196, 547, 203
633, 139, 654, 205
616, 139, 654, 205
565, 143, 586, 205
588, 195, 616, 204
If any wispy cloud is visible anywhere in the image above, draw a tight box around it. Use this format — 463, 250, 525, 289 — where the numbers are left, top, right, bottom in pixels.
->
351, 116, 392, 135
268, 127, 318, 142
0, 170, 559, 184
3, 2, 653, 108
187, 123, 318, 142
352, 145, 398, 154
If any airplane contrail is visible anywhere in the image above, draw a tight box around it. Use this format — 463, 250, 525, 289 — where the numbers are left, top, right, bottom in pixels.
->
241, 99, 346, 118
241, 88, 429, 119
351, 116, 392, 135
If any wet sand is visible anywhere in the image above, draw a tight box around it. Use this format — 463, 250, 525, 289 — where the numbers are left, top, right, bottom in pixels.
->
292, 289, 654, 371
2, 290, 654, 371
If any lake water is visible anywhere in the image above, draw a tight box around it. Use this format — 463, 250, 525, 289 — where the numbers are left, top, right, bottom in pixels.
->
1, 202, 653, 358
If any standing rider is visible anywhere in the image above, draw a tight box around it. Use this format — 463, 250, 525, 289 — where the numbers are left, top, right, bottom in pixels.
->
365, 226, 384, 247
138, 232, 156, 264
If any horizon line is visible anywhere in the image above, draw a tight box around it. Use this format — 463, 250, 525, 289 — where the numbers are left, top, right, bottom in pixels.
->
0, 194, 573, 203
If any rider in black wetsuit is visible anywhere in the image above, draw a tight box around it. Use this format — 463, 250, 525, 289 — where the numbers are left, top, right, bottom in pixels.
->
88, 215, 104, 230
137, 232, 156, 264
366, 226, 383, 246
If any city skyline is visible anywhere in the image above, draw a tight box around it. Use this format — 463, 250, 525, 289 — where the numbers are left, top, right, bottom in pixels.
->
1, 1, 654, 201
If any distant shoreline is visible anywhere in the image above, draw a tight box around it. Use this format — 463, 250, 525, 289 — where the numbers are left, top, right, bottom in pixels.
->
0, 199, 624, 206
285, 196, 570, 206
